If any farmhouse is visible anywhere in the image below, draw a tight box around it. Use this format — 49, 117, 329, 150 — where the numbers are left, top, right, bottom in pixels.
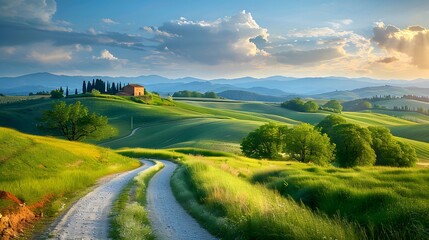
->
120, 84, 145, 96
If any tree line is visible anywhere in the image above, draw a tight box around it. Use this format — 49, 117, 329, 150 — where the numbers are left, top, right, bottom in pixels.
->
82, 79, 124, 95
281, 98, 343, 113
47, 79, 128, 99
241, 115, 417, 168
172, 90, 219, 99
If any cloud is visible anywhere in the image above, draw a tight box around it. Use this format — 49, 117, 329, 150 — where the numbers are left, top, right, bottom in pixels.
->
93, 49, 118, 60
144, 11, 269, 64
101, 18, 118, 25
29, 48, 72, 63
377, 56, 399, 64
274, 47, 345, 65
372, 22, 429, 68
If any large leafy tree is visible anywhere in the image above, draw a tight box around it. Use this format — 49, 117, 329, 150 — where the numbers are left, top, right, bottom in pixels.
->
316, 114, 347, 135
241, 123, 288, 159
284, 123, 335, 166
330, 124, 376, 167
40, 101, 116, 141
368, 126, 417, 167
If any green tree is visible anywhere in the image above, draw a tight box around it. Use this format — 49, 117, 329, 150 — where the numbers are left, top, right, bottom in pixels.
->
241, 123, 288, 159
40, 101, 116, 141
281, 98, 305, 111
303, 100, 319, 112
330, 124, 376, 167
358, 100, 372, 110
396, 141, 418, 167
284, 123, 335, 165
50, 89, 64, 99
316, 114, 347, 135
368, 126, 417, 167
323, 100, 343, 112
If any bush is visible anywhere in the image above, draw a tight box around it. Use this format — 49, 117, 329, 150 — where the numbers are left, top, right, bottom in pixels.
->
330, 124, 376, 167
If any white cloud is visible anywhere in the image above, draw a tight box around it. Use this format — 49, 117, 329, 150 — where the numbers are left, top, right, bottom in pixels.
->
372, 22, 429, 68
93, 49, 118, 60
101, 18, 118, 25
29, 48, 72, 63
146, 11, 269, 64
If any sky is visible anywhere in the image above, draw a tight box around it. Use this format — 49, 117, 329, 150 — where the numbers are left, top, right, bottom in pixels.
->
1, 0, 429, 79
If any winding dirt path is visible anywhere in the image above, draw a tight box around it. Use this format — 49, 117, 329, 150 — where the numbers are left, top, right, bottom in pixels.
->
147, 160, 217, 240
47, 160, 154, 240
99, 127, 142, 146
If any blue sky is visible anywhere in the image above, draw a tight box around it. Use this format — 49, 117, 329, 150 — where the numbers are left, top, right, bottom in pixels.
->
1, 0, 429, 79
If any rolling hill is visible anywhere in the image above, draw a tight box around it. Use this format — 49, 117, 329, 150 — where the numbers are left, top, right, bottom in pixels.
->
2, 95, 429, 162
313, 85, 429, 100
4, 72, 429, 98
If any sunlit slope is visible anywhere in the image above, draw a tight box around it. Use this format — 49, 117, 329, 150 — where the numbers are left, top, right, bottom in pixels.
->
0, 127, 139, 210
183, 100, 416, 126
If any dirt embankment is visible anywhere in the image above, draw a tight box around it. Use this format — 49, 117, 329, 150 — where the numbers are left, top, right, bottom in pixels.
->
0, 191, 49, 239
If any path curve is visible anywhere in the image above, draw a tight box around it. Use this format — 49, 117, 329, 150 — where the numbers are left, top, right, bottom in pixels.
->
147, 160, 217, 240
48, 159, 154, 240
99, 127, 142, 146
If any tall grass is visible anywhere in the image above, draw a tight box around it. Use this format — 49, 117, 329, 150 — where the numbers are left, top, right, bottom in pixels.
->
252, 164, 429, 239
171, 159, 362, 239
110, 160, 164, 240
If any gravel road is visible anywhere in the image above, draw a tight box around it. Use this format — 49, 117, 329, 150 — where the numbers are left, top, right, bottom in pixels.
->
147, 160, 217, 240
47, 160, 154, 240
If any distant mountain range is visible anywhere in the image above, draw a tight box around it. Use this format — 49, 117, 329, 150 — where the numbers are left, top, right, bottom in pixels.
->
2, 72, 429, 101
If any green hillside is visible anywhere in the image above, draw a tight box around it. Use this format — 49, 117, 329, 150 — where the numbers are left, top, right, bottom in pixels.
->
0, 127, 139, 213
2, 96, 429, 162
375, 98, 429, 110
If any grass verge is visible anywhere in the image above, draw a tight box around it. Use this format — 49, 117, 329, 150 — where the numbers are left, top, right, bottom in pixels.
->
110, 160, 164, 240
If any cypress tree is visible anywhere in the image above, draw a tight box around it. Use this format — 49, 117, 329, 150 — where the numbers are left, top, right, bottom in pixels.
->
82, 80, 87, 93
66, 86, 69, 97
75, 88, 78, 95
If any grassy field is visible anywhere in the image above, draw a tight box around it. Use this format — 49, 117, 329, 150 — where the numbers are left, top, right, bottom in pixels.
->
0, 127, 140, 216
0, 95, 49, 104
370, 109, 429, 123
118, 148, 429, 239
375, 98, 429, 111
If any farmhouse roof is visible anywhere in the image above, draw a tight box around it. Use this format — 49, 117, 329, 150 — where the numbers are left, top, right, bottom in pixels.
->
127, 84, 144, 87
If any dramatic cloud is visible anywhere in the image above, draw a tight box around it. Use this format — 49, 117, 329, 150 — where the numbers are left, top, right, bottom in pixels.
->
93, 49, 118, 60
373, 22, 429, 68
377, 56, 399, 64
271, 26, 372, 65
101, 18, 118, 25
275, 47, 345, 65
144, 11, 269, 64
